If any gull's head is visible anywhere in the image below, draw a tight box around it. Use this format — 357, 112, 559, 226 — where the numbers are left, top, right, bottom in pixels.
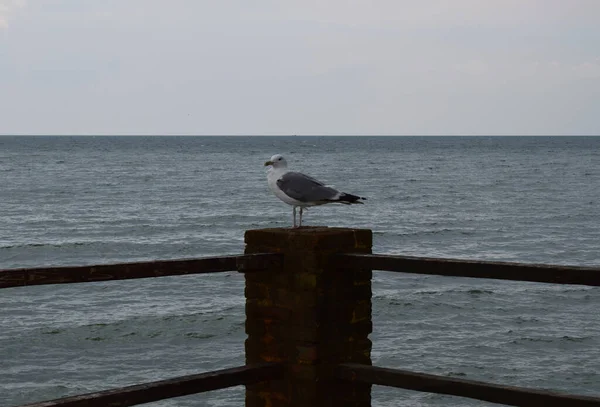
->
264, 154, 287, 169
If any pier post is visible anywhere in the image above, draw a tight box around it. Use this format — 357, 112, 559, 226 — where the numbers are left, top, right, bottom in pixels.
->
244, 227, 373, 407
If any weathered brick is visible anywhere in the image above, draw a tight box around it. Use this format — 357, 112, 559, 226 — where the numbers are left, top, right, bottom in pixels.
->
292, 272, 320, 291
295, 344, 319, 364
274, 288, 320, 309
244, 282, 271, 299
246, 299, 292, 321
246, 387, 290, 407
245, 227, 372, 250
244, 227, 372, 407
245, 338, 288, 363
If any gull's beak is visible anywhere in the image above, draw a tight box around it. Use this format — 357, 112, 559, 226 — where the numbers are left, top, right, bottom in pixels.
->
264, 161, 273, 166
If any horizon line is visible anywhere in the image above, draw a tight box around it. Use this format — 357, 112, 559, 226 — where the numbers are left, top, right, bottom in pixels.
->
1, 134, 599, 137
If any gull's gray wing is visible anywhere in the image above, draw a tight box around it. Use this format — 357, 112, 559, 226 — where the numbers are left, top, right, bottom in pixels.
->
277, 172, 339, 203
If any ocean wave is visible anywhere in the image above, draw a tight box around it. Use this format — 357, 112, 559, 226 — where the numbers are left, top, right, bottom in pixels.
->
510, 335, 593, 345
0, 242, 97, 250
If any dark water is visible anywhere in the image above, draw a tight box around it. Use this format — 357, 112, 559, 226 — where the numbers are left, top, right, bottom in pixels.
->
1, 136, 599, 406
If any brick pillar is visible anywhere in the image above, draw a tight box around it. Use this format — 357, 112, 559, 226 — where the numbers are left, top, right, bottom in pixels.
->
244, 227, 372, 407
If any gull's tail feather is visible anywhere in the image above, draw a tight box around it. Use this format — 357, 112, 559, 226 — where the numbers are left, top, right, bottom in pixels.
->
331, 192, 366, 205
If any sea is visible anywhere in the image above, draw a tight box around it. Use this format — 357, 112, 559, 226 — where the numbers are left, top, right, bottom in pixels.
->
1, 136, 599, 407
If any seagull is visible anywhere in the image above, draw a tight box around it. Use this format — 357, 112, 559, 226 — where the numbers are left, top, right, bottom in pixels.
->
264, 154, 366, 228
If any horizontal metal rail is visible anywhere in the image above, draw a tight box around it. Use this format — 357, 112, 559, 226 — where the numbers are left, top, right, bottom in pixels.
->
336, 364, 600, 406
19, 363, 284, 407
337, 253, 600, 286
0, 253, 281, 289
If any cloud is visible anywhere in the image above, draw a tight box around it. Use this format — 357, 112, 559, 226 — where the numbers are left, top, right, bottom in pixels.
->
454, 60, 489, 76
0, 0, 25, 29
572, 60, 600, 79
1, 1, 599, 135
262, 0, 600, 29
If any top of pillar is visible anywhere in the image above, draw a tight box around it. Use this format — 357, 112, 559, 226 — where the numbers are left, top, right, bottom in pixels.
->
244, 227, 372, 251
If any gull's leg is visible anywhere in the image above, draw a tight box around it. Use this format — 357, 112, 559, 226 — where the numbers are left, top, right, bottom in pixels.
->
299, 207, 303, 227
293, 206, 297, 228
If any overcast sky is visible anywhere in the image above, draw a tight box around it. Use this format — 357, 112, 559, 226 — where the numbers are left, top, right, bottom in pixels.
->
1, 0, 599, 135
